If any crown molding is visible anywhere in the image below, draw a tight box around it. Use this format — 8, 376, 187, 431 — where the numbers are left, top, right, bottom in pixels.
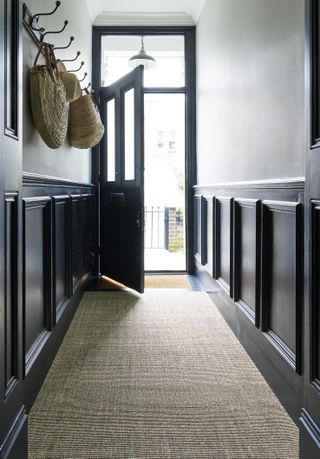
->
94, 12, 195, 26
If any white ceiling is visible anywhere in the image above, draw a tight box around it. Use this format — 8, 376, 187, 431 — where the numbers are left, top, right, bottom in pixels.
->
86, 0, 206, 24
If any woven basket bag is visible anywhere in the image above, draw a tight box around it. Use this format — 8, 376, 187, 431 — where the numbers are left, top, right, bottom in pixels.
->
69, 89, 105, 149
29, 43, 68, 149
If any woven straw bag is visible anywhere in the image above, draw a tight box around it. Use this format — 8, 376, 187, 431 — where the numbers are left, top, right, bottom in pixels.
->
60, 71, 81, 103
69, 89, 104, 149
29, 43, 68, 149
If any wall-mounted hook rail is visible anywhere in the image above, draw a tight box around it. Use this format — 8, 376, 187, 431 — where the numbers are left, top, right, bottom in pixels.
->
82, 83, 91, 92
79, 72, 88, 83
53, 36, 75, 51
30, 20, 45, 33
41, 20, 68, 41
41, 19, 68, 41
31, 0, 61, 25
68, 61, 85, 73
61, 51, 81, 62
30, 0, 61, 33
23, 3, 85, 74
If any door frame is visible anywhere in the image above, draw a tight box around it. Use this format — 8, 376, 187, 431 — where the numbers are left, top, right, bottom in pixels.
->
300, 0, 320, 456
92, 25, 196, 275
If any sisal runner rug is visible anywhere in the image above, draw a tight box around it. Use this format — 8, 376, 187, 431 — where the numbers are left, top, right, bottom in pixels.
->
29, 290, 298, 458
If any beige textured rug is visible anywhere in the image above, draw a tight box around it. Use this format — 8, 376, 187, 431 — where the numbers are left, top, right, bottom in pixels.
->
28, 291, 298, 459
145, 275, 190, 289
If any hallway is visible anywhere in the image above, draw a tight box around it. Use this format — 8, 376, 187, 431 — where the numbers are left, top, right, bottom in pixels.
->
1, 0, 320, 457
28, 290, 298, 458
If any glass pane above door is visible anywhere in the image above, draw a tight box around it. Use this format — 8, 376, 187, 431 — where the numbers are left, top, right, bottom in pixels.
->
101, 35, 185, 88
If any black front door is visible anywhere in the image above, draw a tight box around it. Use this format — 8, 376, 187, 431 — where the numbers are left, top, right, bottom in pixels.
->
99, 66, 144, 293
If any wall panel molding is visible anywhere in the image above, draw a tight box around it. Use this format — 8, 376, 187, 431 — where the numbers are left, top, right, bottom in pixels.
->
71, 195, 82, 293
311, 200, 320, 388
23, 172, 94, 190
300, 409, 320, 457
214, 197, 232, 294
52, 196, 71, 324
194, 179, 304, 423
4, 192, 19, 399
0, 406, 27, 458
200, 196, 207, 265
261, 200, 303, 374
194, 195, 208, 265
194, 177, 305, 194
233, 198, 260, 327
23, 197, 52, 376
4, 0, 19, 139
21, 182, 93, 414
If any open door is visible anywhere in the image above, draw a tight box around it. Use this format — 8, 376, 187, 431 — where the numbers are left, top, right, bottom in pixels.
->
99, 66, 144, 293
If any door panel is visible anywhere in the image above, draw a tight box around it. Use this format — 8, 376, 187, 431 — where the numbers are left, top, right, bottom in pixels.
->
99, 66, 144, 293
301, 0, 320, 456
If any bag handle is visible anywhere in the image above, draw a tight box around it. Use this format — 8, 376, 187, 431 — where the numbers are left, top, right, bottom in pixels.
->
33, 42, 60, 83
84, 87, 99, 110
33, 42, 44, 67
48, 44, 60, 81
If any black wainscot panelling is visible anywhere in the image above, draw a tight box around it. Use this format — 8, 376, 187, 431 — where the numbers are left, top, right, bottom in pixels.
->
194, 195, 207, 265
21, 173, 95, 412
193, 178, 304, 422
261, 200, 303, 374
194, 195, 201, 260
0, 407, 28, 459
301, 1, 320, 455
71, 195, 81, 291
53, 196, 71, 323
233, 198, 260, 326
4, 0, 19, 140
299, 409, 320, 458
4, 192, 19, 399
23, 196, 52, 376
311, 200, 320, 387
71, 194, 93, 292
215, 197, 232, 294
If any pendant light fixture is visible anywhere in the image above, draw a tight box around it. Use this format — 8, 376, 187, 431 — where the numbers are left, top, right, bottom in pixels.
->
128, 36, 156, 70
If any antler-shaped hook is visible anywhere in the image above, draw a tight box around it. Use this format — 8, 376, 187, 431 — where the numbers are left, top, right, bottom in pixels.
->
81, 83, 92, 92
68, 61, 85, 72
53, 36, 75, 51
41, 20, 68, 41
31, 1, 61, 32
60, 51, 81, 62
79, 72, 88, 83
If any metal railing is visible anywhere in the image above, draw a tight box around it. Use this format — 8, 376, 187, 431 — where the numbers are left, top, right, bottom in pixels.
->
144, 206, 168, 249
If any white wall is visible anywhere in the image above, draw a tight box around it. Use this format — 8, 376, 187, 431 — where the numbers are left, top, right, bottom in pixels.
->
196, 0, 305, 185
23, 0, 92, 182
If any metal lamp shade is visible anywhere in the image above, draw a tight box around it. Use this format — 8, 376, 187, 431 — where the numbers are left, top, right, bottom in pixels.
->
129, 37, 156, 70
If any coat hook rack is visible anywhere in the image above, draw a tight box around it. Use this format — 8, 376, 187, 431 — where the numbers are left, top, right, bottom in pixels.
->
23, 3, 85, 74
82, 83, 94, 94
31, 1, 61, 31
68, 61, 85, 73
53, 36, 75, 51
61, 51, 81, 62
41, 20, 68, 41
30, 21, 45, 33
79, 72, 88, 83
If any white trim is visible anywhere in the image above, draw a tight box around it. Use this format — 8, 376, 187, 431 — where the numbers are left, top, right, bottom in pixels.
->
94, 12, 194, 26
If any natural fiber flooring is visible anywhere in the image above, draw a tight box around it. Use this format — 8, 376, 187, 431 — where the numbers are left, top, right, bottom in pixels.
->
28, 291, 298, 459
145, 275, 190, 289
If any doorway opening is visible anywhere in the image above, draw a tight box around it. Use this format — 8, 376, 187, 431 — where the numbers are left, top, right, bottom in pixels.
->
100, 34, 187, 273
93, 27, 196, 289
144, 93, 186, 271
